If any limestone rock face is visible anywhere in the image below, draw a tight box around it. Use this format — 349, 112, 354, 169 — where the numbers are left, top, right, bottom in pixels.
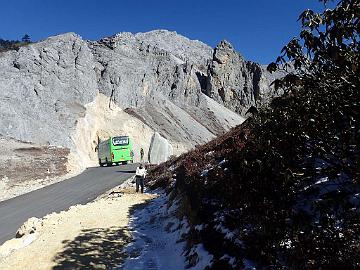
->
204, 40, 283, 115
135, 30, 212, 71
0, 30, 282, 170
90, 30, 212, 109
0, 33, 98, 147
88, 31, 244, 150
148, 132, 174, 165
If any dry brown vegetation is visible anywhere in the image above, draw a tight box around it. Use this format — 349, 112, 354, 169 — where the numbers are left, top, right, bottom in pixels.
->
146, 1, 359, 268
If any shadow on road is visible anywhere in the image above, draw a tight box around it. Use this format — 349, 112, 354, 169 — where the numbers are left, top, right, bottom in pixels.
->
52, 226, 131, 269
116, 170, 136, 174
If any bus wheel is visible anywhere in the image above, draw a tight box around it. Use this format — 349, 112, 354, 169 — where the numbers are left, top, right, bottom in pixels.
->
116, 163, 119, 166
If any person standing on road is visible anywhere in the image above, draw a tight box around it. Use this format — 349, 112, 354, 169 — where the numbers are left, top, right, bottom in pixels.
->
140, 148, 144, 162
135, 164, 146, 193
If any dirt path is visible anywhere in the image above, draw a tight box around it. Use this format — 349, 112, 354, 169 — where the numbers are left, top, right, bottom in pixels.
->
0, 188, 156, 270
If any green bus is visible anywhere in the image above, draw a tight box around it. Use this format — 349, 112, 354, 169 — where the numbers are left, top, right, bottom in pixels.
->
98, 136, 134, 166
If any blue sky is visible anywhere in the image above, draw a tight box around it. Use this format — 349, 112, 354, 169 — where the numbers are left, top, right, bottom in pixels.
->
0, 0, 324, 64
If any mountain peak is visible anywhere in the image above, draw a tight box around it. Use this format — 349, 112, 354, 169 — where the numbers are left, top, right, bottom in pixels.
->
134, 29, 213, 66
216, 40, 234, 50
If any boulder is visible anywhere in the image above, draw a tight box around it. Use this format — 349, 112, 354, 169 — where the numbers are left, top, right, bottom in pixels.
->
16, 217, 42, 238
148, 132, 173, 164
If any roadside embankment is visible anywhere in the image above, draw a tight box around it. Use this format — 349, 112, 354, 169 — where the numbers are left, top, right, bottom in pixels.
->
0, 183, 156, 270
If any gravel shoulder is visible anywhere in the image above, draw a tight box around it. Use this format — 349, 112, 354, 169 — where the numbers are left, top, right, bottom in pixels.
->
0, 184, 156, 270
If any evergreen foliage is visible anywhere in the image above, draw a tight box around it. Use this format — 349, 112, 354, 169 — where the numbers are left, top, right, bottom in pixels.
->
21, 34, 31, 43
0, 34, 32, 52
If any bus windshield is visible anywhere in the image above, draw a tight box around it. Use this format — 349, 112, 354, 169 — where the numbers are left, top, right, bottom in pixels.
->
112, 136, 129, 146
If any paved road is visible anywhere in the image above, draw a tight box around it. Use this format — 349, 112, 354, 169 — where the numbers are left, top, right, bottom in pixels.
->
0, 163, 138, 245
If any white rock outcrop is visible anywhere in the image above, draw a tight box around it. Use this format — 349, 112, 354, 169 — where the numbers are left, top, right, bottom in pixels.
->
0, 33, 98, 147
16, 217, 42, 238
148, 132, 174, 165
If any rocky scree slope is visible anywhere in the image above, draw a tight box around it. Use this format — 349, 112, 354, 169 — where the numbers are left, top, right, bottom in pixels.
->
0, 30, 277, 178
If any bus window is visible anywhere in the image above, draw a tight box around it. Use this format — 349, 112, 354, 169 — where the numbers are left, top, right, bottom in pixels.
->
112, 136, 129, 146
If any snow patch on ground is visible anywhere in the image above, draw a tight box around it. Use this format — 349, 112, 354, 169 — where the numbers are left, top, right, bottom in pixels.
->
120, 191, 187, 270
188, 244, 214, 270
120, 190, 214, 270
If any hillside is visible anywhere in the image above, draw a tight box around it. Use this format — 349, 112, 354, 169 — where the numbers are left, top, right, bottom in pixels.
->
146, 87, 359, 268
145, 1, 360, 268
0, 30, 281, 199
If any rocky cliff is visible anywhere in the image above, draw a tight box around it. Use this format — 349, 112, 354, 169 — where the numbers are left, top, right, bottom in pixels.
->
204, 40, 283, 115
0, 30, 279, 175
